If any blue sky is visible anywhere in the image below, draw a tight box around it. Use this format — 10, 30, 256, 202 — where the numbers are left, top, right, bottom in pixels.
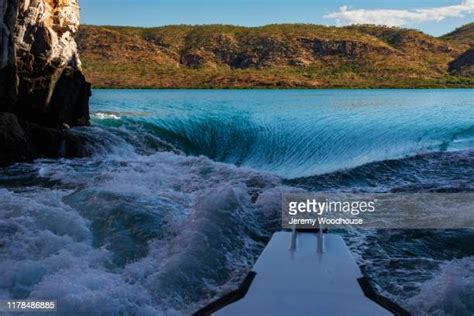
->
80, 0, 474, 35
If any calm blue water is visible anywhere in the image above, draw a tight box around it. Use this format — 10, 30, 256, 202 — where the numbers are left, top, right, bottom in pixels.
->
0, 89, 473, 315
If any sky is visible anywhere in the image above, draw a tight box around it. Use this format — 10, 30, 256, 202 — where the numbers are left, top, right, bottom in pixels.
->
80, 0, 474, 36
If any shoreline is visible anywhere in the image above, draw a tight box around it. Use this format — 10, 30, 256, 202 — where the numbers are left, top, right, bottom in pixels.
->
90, 84, 474, 90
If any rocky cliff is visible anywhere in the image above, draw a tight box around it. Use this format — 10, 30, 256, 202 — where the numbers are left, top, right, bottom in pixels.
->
0, 0, 90, 166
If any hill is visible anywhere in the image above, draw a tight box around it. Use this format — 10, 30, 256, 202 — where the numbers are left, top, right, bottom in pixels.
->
76, 24, 474, 88
441, 23, 474, 47
442, 23, 474, 77
449, 48, 474, 77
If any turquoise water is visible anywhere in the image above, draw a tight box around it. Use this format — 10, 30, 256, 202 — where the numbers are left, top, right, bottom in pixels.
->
0, 89, 473, 315
91, 89, 474, 178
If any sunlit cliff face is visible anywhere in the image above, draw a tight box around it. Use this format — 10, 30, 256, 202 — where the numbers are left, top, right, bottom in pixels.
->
0, 0, 89, 124
15, 0, 81, 70
4, 0, 85, 110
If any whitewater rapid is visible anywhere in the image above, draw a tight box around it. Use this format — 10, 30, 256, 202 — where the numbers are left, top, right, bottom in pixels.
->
0, 89, 473, 315
0, 141, 290, 314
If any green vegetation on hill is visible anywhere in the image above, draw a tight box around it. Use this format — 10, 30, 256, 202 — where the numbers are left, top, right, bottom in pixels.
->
77, 23, 474, 89
441, 22, 474, 47
441, 23, 474, 78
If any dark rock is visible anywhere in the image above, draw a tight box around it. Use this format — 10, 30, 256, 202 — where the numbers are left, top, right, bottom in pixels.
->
0, 66, 17, 113
0, 0, 18, 113
49, 68, 91, 127
180, 51, 208, 68
0, 113, 32, 166
449, 48, 474, 77
305, 39, 393, 58
0, 112, 91, 166
23, 121, 90, 159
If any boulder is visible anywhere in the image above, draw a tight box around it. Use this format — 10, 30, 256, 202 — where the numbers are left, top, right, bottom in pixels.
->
0, 112, 32, 166
24, 121, 89, 159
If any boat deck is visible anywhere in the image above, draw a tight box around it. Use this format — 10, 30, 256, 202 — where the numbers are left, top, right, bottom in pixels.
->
215, 232, 392, 316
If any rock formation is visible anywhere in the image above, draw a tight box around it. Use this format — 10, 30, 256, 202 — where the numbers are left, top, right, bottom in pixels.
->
449, 48, 474, 77
0, 0, 90, 166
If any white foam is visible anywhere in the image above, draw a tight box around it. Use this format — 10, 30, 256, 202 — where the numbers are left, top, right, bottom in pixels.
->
0, 146, 291, 314
92, 112, 121, 120
407, 256, 474, 315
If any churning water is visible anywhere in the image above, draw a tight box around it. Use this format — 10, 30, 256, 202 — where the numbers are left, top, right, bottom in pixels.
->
0, 89, 473, 315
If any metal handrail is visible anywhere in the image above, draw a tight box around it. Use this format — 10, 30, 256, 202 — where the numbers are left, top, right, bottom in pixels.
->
317, 224, 325, 253
289, 226, 297, 251
288, 225, 325, 253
